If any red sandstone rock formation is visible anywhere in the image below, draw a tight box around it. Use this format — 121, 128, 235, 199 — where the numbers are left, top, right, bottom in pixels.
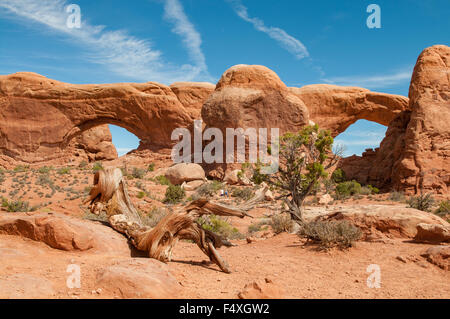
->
340, 45, 450, 194
170, 82, 215, 119
289, 85, 409, 137
69, 125, 118, 162
0, 72, 194, 165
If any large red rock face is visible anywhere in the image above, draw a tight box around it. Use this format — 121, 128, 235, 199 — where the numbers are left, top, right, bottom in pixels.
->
340, 45, 450, 194
202, 65, 310, 134
0, 72, 202, 165
289, 85, 409, 137
395, 45, 450, 193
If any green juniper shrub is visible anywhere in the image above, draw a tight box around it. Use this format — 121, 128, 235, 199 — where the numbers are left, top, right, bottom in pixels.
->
231, 187, 254, 202
335, 180, 362, 199
434, 200, 450, 219
331, 168, 346, 183
163, 184, 185, 204
197, 215, 243, 240
147, 163, 155, 172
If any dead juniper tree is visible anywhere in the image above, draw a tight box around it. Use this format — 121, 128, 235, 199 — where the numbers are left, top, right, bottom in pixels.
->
84, 167, 266, 273
261, 124, 343, 224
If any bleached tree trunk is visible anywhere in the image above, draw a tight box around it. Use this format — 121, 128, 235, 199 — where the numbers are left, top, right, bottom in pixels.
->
85, 167, 266, 273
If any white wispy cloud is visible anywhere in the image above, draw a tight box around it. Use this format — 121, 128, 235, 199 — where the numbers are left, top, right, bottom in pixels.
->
322, 68, 412, 89
0, 0, 209, 83
227, 0, 309, 59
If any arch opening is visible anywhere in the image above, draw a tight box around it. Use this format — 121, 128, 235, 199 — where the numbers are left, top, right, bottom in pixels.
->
108, 124, 140, 157
333, 119, 387, 157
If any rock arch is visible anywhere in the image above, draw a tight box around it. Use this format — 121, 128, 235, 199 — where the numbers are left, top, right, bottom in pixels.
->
0, 72, 212, 165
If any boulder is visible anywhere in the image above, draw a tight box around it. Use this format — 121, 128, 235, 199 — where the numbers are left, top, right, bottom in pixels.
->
181, 180, 205, 191
223, 169, 252, 185
318, 205, 449, 239
237, 278, 284, 299
0, 212, 131, 255
202, 64, 310, 143
165, 163, 206, 185
414, 223, 450, 243
96, 259, 180, 298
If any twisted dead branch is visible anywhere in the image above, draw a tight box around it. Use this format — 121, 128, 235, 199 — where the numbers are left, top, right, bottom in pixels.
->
84, 167, 266, 273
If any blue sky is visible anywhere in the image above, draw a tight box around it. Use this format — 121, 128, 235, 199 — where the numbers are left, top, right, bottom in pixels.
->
0, 0, 449, 156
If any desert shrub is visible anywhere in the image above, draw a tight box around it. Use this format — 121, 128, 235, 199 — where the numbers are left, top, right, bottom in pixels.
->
163, 184, 185, 204
37, 166, 52, 174
197, 215, 243, 239
367, 185, 379, 194
83, 210, 108, 223
92, 162, 103, 173
131, 167, 146, 179
323, 179, 335, 194
248, 220, 269, 233
194, 181, 223, 199
434, 200, 450, 217
154, 175, 171, 186
331, 168, 346, 183
335, 180, 362, 199
2, 198, 37, 212
388, 191, 405, 202
270, 213, 293, 234
407, 193, 435, 212
78, 161, 88, 169
137, 191, 146, 199
231, 187, 254, 201
13, 165, 29, 173
299, 220, 362, 249
57, 167, 71, 175
147, 163, 155, 172
141, 207, 168, 227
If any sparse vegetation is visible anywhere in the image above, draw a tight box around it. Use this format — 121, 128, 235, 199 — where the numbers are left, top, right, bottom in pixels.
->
231, 187, 254, 201
131, 167, 146, 179
154, 175, 171, 186
140, 206, 168, 227
331, 168, 346, 183
248, 220, 269, 233
269, 213, 293, 234
92, 162, 103, 173
335, 180, 362, 199
137, 191, 147, 199
197, 215, 243, 239
434, 200, 450, 218
194, 181, 223, 198
298, 220, 362, 249
388, 191, 405, 202
1, 197, 38, 212
407, 193, 435, 212
57, 167, 71, 175
147, 163, 155, 172
163, 184, 185, 204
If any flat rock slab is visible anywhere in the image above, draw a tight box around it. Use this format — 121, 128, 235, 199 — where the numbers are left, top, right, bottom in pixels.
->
96, 258, 181, 298
0, 212, 131, 256
0, 274, 55, 299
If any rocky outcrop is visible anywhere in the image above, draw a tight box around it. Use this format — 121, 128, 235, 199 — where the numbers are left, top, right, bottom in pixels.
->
165, 163, 206, 185
0, 72, 193, 164
170, 82, 215, 120
202, 65, 310, 135
414, 223, 450, 243
289, 85, 409, 137
96, 259, 180, 298
421, 246, 449, 271
318, 205, 449, 240
0, 212, 131, 255
69, 125, 118, 161
339, 45, 450, 194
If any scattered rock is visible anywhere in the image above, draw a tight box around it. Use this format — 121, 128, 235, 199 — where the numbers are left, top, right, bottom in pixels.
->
396, 256, 407, 263
238, 278, 284, 299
